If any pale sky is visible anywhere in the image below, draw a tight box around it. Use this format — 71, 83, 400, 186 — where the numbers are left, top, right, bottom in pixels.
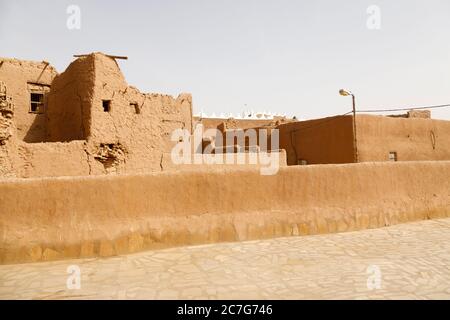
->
1, 0, 450, 120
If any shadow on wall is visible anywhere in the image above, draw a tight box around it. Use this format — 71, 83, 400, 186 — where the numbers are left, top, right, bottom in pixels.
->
22, 113, 47, 143
22, 78, 90, 143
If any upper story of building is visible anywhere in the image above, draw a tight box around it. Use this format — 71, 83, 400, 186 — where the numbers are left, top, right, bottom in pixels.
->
0, 53, 193, 178
0, 52, 193, 144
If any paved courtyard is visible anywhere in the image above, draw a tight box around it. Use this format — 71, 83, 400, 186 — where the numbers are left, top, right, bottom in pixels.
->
1, 218, 450, 300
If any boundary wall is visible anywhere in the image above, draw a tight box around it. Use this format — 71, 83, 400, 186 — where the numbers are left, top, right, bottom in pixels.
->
1, 161, 449, 264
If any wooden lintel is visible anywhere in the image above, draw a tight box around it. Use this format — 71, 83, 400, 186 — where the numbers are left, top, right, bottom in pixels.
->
27, 81, 51, 87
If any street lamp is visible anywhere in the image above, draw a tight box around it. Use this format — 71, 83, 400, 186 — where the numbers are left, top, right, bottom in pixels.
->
339, 89, 359, 163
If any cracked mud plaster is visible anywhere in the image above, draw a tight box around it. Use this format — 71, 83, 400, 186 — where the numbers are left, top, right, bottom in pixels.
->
0, 53, 192, 178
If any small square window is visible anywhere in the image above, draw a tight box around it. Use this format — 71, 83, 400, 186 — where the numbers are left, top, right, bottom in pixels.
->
389, 152, 398, 162
102, 100, 111, 112
30, 93, 44, 113
130, 102, 140, 114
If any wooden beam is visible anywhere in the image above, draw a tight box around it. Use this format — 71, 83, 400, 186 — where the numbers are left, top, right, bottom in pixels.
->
27, 81, 51, 87
73, 54, 128, 60
106, 54, 128, 60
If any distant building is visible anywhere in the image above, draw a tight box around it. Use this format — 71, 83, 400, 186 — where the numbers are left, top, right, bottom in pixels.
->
277, 112, 450, 165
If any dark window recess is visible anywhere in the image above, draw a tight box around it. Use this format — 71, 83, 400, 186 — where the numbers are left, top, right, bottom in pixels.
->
30, 93, 44, 113
102, 100, 111, 112
131, 102, 141, 114
389, 152, 398, 162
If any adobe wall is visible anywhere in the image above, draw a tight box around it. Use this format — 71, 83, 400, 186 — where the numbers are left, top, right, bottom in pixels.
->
0, 58, 57, 142
196, 117, 293, 156
13, 141, 90, 178
277, 116, 355, 165
195, 117, 289, 132
0, 53, 194, 178
1, 161, 449, 264
85, 53, 193, 175
160, 149, 287, 172
46, 56, 95, 142
0, 82, 14, 177
356, 115, 450, 162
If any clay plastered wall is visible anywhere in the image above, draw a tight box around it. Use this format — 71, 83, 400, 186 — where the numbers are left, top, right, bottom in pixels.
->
1, 161, 449, 264
278, 116, 355, 165
0, 58, 57, 142
357, 115, 450, 162
197, 118, 293, 154
46, 57, 95, 142
195, 117, 285, 131
0, 141, 16, 178
87, 53, 193, 174
0, 53, 193, 178
0, 145, 13, 177
160, 150, 287, 172
13, 141, 90, 178
0, 82, 14, 177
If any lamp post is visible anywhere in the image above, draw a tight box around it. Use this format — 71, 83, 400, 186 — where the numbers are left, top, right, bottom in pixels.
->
339, 89, 359, 163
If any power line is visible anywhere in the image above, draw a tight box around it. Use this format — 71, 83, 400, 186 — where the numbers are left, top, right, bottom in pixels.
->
290, 111, 353, 134
286, 102, 450, 163
289, 103, 450, 133
357, 103, 450, 113
287, 102, 450, 153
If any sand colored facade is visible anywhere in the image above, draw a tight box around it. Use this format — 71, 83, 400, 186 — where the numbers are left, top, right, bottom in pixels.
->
277, 114, 450, 165
278, 116, 355, 165
0, 59, 57, 143
357, 114, 450, 162
195, 117, 292, 163
0, 53, 289, 179
0, 53, 193, 178
194, 116, 291, 132
0, 161, 449, 264
4, 52, 448, 177
1, 53, 450, 266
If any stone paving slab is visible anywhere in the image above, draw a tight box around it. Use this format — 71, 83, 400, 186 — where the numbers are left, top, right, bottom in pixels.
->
1, 218, 450, 300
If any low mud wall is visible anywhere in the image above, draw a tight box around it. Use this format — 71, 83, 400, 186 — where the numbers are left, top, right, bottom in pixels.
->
1, 161, 449, 264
